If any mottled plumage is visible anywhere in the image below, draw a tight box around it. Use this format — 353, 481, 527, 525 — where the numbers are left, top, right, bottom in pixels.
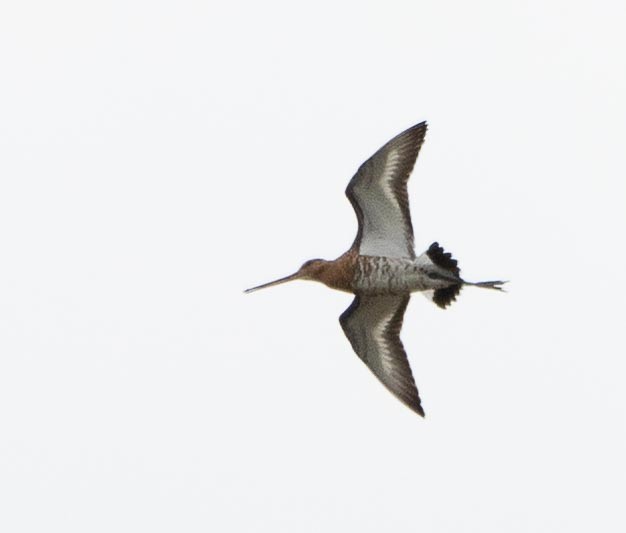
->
246, 122, 505, 417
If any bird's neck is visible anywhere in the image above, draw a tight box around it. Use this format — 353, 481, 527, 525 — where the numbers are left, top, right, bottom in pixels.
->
311, 251, 357, 293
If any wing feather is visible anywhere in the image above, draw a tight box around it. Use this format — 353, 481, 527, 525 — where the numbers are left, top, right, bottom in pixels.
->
346, 122, 427, 259
339, 294, 424, 416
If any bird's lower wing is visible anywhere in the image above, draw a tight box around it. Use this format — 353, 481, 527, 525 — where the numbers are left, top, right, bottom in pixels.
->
339, 294, 424, 417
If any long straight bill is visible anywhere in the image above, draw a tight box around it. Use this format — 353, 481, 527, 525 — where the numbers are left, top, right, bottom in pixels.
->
244, 272, 301, 293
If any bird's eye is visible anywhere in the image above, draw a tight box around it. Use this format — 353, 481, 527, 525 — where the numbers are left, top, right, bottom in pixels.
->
427, 272, 439, 280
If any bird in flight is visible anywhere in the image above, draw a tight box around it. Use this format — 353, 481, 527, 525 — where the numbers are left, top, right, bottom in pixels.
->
246, 122, 505, 417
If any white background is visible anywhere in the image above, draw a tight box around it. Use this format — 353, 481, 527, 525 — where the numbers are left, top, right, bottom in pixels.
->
1, 1, 625, 531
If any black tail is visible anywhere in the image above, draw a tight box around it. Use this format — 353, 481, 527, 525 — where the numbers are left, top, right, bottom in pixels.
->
426, 242, 460, 276
426, 243, 462, 309
425, 242, 507, 308
432, 284, 462, 309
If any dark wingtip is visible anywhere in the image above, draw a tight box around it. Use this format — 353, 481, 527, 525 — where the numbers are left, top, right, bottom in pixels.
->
409, 120, 428, 132
408, 399, 425, 417
404, 121, 428, 145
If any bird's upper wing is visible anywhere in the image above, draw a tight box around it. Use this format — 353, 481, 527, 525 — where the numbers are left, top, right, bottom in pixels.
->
339, 294, 424, 416
345, 122, 427, 259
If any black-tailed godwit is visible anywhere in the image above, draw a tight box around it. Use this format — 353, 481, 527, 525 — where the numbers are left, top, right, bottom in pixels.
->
246, 122, 505, 417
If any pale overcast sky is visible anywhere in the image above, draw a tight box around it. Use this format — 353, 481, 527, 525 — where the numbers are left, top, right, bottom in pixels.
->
1, 1, 625, 532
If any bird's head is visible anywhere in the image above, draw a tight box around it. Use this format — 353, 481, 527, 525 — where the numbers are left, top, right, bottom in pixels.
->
297, 258, 329, 280
245, 258, 329, 293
